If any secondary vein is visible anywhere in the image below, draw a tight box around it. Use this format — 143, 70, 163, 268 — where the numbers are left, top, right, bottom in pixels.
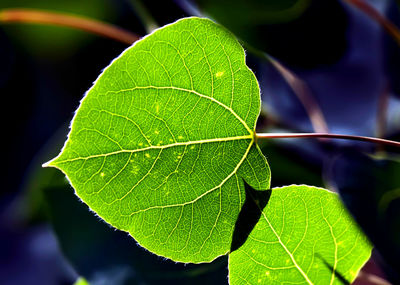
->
123, 138, 254, 215
107, 85, 253, 134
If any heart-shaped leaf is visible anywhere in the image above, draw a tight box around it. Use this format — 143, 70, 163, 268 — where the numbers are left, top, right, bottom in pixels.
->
45, 17, 270, 263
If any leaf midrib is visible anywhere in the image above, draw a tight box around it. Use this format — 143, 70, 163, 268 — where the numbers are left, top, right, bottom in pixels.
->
52, 135, 252, 165
261, 210, 314, 285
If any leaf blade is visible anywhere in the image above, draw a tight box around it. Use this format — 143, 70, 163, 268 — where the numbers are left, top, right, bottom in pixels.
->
229, 185, 372, 284
45, 17, 270, 263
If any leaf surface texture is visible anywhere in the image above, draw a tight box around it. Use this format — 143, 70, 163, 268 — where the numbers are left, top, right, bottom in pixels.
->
47, 17, 270, 263
229, 185, 371, 284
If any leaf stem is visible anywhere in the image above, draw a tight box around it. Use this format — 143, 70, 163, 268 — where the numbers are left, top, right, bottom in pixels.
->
256, 132, 400, 148
0, 8, 140, 45
344, 0, 400, 46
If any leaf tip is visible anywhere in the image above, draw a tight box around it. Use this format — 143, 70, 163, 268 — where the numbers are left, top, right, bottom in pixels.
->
41, 161, 51, 168
42, 158, 56, 168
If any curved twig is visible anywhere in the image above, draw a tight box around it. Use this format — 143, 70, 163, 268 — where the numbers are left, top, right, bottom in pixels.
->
376, 82, 390, 139
344, 0, 400, 46
266, 56, 330, 134
0, 8, 140, 45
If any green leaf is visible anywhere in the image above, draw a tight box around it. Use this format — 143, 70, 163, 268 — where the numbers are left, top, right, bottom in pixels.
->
229, 185, 371, 285
45, 17, 270, 263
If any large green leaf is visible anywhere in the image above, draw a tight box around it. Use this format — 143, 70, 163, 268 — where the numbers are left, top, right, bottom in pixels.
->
229, 185, 371, 284
45, 17, 270, 263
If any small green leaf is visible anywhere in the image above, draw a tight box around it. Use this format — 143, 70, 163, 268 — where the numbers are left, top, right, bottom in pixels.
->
73, 277, 89, 285
229, 185, 371, 285
45, 17, 270, 263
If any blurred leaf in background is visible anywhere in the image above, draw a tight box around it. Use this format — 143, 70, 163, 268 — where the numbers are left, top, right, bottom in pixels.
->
184, 0, 348, 68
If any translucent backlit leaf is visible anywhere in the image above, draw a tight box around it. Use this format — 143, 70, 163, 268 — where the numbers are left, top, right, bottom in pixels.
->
45, 17, 270, 263
229, 185, 371, 284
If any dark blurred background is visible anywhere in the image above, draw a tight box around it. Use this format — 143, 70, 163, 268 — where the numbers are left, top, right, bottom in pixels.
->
1, 0, 400, 284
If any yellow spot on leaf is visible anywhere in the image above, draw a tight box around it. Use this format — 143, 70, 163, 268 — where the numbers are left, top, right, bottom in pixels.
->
145, 153, 151, 158
178, 135, 184, 140
154, 130, 159, 135
100, 172, 105, 177
131, 165, 139, 175
216, 71, 224, 77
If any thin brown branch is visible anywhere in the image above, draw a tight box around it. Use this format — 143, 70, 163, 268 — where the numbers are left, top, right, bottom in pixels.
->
0, 8, 140, 45
344, 0, 400, 46
256, 132, 400, 148
356, 270, 392, 285
267, 57, 330, 133
376, 82, 390, 139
